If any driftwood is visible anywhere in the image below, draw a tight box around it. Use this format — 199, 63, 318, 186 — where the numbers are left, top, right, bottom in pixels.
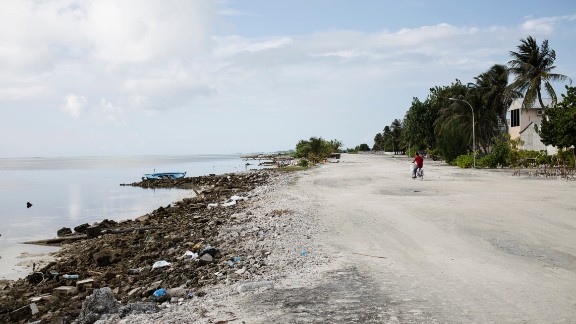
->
101, 226, 160, 235
24, 235, 88, 246
24, 226, 161, 246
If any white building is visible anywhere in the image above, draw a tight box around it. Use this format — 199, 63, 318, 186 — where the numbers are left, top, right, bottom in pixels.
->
507, 98, 558, 155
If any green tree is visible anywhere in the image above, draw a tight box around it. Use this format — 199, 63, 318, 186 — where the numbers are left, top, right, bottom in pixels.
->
538, 85, 576, 161
403, 97, 438, 151
372, 133, 384, 151
391, 119, 403, 154
295, 137, 342, 164
327, 139, 343, 153
508, 36, 572, 109
437, 121, 469, 163
474, 64, 519, 135
436, 76, 507, 154
434, 81, 477, 153
382, 126, 393, 151
356, 143, 370, 151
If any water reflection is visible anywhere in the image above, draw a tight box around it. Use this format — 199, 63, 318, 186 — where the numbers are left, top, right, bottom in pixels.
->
0, 156, 246, 240
67, 183, 82, 221
0, 155, 249, 279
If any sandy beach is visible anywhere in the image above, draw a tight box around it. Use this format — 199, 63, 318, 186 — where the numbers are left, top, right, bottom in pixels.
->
4, 153, 576, 323
118, 152, 576, 323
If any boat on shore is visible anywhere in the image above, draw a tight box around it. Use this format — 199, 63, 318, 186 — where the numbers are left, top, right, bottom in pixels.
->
142, 171, 187, 180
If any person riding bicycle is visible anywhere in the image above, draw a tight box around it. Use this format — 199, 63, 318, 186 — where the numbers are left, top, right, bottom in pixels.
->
412, 152, 424, 179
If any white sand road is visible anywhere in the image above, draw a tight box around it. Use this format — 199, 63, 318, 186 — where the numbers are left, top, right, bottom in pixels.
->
230, 153, 576, 323
119, 153, 576, 323
286, 153, 576, 323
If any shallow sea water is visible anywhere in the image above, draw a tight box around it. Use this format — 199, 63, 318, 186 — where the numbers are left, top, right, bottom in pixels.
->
0, 155, 250, 279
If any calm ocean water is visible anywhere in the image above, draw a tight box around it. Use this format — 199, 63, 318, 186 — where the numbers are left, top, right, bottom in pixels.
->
0, 155, 250, 279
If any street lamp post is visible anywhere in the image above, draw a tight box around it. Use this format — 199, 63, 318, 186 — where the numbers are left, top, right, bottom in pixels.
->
449, 98, 476, 168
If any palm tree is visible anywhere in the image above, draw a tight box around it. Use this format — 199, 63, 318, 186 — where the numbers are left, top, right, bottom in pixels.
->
508, 36, 572, 109
474, 64, 520, 135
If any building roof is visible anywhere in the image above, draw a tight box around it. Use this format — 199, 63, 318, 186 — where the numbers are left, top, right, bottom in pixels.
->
509, 98, 553, 110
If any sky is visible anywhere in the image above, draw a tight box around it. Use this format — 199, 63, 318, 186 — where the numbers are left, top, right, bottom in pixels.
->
1, 0, 576, 158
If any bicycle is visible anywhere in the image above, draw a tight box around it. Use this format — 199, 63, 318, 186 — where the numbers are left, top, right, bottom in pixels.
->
416, 167, 424, 180
412, 164, 424, 180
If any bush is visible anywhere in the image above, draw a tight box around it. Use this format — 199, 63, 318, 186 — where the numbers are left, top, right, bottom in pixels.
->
479, 154, 499, 168
298, 158, 310, 168
295, 137, 342, 164
452, 154, 474, 168
490, 136, 511, 167
554, 148, 575, 167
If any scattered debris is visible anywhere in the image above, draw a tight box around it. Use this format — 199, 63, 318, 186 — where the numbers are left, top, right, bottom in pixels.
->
0, 171, 275, 323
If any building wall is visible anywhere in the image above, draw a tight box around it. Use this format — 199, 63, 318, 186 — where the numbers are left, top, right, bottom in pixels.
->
507, 98, 556, 154
518, 123, 558, 154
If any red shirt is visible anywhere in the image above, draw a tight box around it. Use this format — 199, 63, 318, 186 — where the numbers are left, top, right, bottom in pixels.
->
414, 155, 424, 168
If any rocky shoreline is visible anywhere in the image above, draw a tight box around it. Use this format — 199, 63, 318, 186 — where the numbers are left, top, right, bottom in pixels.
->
0, 169, 316, 323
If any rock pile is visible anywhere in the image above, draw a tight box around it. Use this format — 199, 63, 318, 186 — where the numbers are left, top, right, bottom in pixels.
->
0, 170, 278, 323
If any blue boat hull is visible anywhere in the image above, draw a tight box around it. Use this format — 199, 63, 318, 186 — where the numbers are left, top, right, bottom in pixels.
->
142, 172, 186, 180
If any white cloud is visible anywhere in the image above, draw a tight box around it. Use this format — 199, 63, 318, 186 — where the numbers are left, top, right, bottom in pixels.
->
213, 36, 293, 57
0, 0, 216, 71
2, 1, 575, 158
521, 14, 576, 35
61, 94, 87, 118
93, 98, 124, 126
82, 0, 215, 65
0, 84, 48, 101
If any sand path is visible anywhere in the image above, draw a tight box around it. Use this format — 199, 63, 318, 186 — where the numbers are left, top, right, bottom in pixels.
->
242, 153, 576, 323
117, 153, 576, 323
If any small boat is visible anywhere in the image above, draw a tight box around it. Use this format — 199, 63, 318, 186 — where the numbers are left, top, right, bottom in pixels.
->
142, 171, 187, 180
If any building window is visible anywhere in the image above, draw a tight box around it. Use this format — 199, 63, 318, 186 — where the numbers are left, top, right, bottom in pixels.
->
510, 109, 520, 127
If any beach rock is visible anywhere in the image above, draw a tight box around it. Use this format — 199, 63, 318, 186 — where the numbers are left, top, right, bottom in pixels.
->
76, 287, 119, 324
85, 225, 101, 238
93, 250, 118, 267
0, 170, 277, 323
198, 254, 214, 265
74, 223, 90, 234
199, 246, 220, 258
57, 227, 73, 237
9, 304, 32, 321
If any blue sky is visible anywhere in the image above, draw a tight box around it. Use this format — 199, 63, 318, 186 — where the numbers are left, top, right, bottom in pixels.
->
1, 0, 575, 157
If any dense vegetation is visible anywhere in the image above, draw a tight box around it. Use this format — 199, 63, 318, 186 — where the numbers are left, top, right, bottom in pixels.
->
294, 137, 342, 166
370, 35, 574, 168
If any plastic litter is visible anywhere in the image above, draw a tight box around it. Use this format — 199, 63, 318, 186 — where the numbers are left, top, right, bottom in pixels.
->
208, 195, 249, 208
62, 274, 78, 279
233, 256, 241, 261
300, 248, 309, 256
226, 260, 234, 267
221, 200, 236, 207
153, 288, 167, 298
152, 260, 171, 269
183, 251, 198, 259
151, 288, 168, 302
